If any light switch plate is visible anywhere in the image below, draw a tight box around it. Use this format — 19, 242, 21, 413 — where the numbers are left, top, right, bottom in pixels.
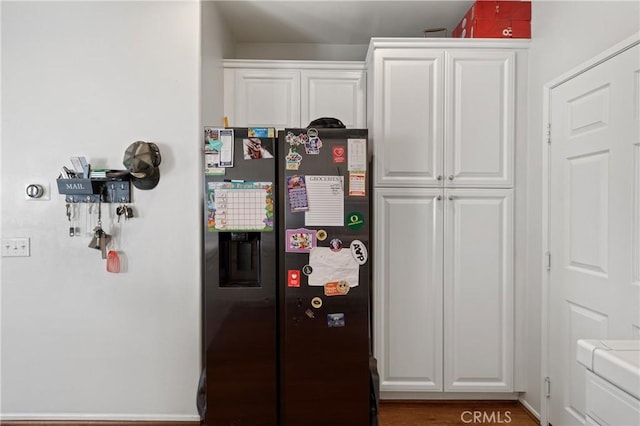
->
2, 238, 30, 257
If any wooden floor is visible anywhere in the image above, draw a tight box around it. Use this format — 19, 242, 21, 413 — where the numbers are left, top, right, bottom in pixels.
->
378, 401, 539, 426
2, 402, 540, 426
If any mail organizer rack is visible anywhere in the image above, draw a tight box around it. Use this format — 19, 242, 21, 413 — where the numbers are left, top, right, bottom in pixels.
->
56, 178, 131, 203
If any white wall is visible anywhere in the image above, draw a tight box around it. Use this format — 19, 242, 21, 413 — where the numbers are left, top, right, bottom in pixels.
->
202, 1, 235, 126
1, 1, 205, 420
521, 0, 640, 419
235, 42, 368, 61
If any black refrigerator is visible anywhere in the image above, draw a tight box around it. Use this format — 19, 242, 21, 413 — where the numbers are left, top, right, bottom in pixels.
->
203, 126, 371, 426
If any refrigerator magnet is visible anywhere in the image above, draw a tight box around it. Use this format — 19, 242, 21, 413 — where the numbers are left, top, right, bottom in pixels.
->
350, 240, 368, 265
327, 313, 345, 328
316, 230, 327, 241
286, 228, 316, 253
329, 238, 343, 252
305, 308, 315, 319
302, 264, 313, 276
311, 297, 323, 309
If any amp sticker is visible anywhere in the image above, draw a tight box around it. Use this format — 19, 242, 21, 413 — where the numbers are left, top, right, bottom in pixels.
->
350, 240, 368, 265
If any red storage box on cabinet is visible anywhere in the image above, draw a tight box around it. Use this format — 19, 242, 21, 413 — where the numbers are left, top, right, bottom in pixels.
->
452, 1, 532, 39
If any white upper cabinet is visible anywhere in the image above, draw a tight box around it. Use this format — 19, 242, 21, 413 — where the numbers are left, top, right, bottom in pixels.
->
370, 49, 444, 187
224, 61, 366, 129
445, 50, 515, 187
367, 40, 524, 188
301, 70, 365, 129
226, 68, 301, 129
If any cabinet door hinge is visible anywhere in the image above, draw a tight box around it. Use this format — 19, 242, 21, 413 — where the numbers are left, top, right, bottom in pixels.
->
545, 251, 551, 271
544, 376, 551, 398
547, 123, 552, 144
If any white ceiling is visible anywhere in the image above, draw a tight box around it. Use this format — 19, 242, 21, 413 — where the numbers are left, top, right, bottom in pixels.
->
213, 1, 475, 44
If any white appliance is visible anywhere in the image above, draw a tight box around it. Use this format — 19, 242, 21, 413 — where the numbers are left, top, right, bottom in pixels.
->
577, 340, 640, 425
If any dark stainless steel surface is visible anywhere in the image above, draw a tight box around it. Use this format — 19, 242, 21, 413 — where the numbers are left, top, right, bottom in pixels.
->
204, 128, 278, 425
278, 128, 370, 426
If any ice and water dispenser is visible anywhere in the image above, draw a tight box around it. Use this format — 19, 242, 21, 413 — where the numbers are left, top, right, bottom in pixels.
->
218, 232, 261, 287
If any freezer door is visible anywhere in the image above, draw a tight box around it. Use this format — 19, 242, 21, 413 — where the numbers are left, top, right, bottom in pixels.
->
204, 128, 278, 425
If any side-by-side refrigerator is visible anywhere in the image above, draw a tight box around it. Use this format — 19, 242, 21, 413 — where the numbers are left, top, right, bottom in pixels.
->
203, 127, 371, 425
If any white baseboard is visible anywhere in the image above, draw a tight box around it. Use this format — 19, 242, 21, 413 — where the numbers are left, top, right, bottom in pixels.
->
517, 396, 541, 421
380, 391, 521, 400
0, 413, 200, 422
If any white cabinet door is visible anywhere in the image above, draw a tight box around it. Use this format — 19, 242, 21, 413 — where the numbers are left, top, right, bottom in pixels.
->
443, 189, 513, 392
226, 69, 300, 128
374, 188, 444, 391
444, 50, 515, 188
301, 70, 365, 128
372, 49, 444, 188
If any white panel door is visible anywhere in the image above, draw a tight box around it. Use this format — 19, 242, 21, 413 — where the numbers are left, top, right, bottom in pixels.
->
374, 188, 443, 391
373, 49, 444, 187
233, 69, 300, 128
443, 189, 514, 392
301, 70, 365, 128
548, 43, 640, 426
445, 50, 515, 188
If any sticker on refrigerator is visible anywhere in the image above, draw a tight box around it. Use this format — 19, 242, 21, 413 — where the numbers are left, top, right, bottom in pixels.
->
206, 181, 274, 232
349, 172, 366, 196
285, 131, 308, 147
287, 175, 309, 212
347, 138, 367, 171
288, 270, 301, 287
243, 138, 274, 160
305, 308, 315, 319
346, 212, 365, 230
285, 148, 303, 170
329, 238, 343, 252
248, 127, 275, 138
350, 240, 368, 265
286, 228, 316, 253
304, 128, 322, 154
327, 313, 345, 328
332, 145, 346, 164
324, 280, 350, 296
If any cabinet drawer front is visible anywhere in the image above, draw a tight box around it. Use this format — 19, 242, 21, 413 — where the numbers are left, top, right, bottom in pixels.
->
445, 50, 515, 188
587, 371, 640, 426
373, 49, 444, 187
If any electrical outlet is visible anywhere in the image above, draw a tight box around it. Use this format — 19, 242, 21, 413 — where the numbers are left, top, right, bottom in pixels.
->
1, 238, 30, 257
